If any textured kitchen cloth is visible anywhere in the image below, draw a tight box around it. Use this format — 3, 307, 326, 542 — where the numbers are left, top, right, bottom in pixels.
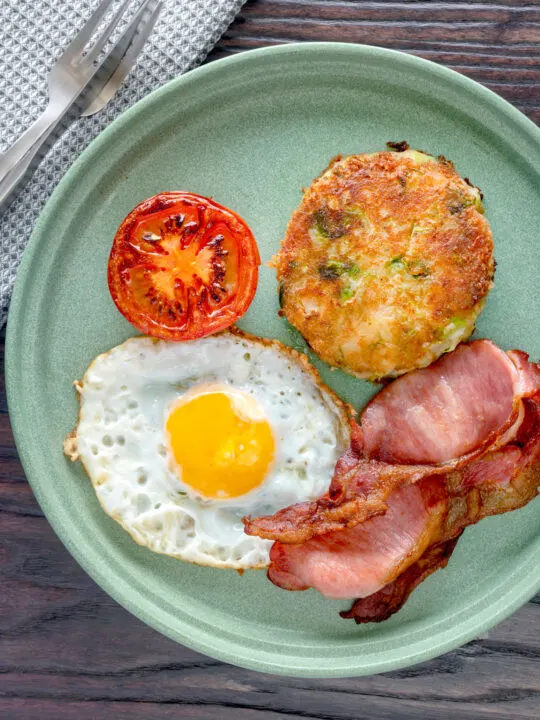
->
0, 0, 245, 325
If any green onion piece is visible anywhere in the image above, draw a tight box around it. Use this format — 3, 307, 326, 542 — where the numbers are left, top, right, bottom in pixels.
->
387, 255, 407, 270
449, 315, 467, 329
319, 260, 361, 280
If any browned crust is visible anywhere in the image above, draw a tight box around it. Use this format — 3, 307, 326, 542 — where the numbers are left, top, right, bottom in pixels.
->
277, 149, 495, 379
63, 430, 80, 462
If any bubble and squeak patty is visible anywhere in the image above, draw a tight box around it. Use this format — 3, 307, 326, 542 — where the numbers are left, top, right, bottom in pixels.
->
275, 145, 495, 381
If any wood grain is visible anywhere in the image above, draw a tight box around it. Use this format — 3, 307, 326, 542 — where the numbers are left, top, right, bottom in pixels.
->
207, 0, 540, 125
1, 2, 539, 717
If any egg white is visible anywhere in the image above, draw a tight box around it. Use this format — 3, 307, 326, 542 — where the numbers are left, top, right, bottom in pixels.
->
65, 329, 354, 569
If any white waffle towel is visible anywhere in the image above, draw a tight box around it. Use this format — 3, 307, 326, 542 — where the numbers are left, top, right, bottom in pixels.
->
0, 0, 245, 324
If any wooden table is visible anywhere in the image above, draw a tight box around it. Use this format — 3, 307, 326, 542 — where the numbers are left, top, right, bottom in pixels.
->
1, 2, 538, 718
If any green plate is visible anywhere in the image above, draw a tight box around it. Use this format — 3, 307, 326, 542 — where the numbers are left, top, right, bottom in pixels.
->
6, 43, 540, 677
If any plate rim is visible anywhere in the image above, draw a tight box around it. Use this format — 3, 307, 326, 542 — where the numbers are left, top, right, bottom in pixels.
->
6, 41, 540, 678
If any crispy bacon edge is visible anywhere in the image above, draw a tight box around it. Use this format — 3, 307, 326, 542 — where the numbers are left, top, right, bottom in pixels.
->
340, 399, 540, 622
340, 538, 461, 623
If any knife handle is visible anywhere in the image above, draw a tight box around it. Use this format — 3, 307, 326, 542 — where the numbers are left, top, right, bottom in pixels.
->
0, 103, 64, 214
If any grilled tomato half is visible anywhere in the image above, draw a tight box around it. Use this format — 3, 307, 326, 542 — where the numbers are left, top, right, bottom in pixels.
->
108, 192, 260, 340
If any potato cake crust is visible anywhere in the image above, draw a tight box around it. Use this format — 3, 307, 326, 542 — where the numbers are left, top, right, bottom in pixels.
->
276, 146, 495, 380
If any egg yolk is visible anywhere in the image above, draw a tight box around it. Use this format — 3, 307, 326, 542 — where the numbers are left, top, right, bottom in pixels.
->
165, 387, 275, 499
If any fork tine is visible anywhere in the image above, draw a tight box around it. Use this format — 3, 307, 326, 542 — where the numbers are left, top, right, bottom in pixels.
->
121, 0, 161, 62
85, 0, 157, 73
60, 0, 116, 63
117, 0, 162, 65
81, 0, 162, 116
82, 0, 133, 67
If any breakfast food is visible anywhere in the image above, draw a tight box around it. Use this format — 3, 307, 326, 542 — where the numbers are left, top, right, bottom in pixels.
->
342, 428, 540, 623
275, 144, 495, 380
64, 330, 354, 569
245, 340, 538, 543
108, 192, 260, 341
66, 148, 533, 626
244, 340, 540, 621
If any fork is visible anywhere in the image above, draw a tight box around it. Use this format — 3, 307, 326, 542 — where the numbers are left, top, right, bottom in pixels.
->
0, 0, 162, 213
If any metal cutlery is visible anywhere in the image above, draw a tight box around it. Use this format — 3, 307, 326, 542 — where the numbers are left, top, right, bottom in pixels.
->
0, 0, 162, 213
82, 0, 162, 117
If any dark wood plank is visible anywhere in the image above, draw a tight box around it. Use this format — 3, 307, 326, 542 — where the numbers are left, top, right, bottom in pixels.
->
207, 0, 540, 124
1, 2, 539, 717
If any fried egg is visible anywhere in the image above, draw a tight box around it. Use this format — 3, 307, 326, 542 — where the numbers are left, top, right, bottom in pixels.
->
64, 329, 354, 569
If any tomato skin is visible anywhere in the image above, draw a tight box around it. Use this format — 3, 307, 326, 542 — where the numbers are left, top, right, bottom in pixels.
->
107, 192, 260, 340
